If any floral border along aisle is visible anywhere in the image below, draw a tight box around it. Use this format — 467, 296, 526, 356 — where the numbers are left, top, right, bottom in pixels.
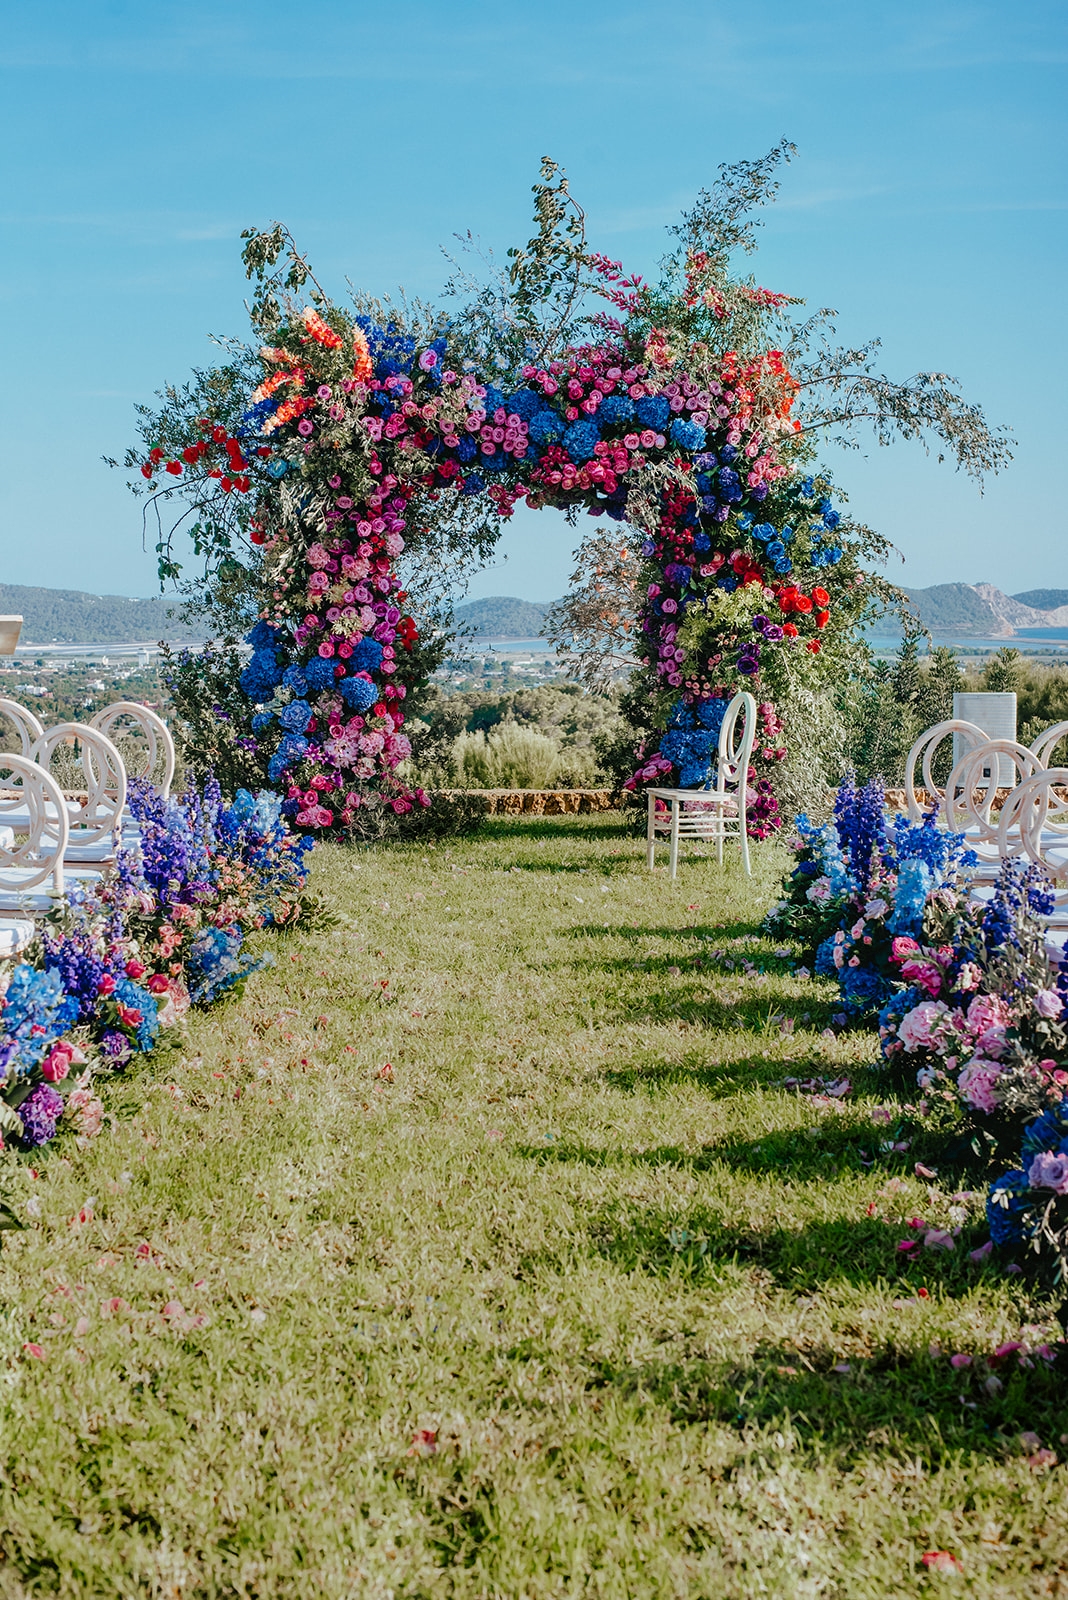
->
768, 778, 1068, 1311
0, 781, 314, 1156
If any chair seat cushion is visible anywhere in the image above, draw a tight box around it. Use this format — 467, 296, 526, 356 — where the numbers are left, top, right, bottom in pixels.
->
0, 917, 34, 958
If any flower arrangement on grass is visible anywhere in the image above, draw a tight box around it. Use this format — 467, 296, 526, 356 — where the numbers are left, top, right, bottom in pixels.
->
770, 774, 1068, 1304
0, 779, 315, 1153
879, 859, 1067, 1135
766, 773, 977, 1017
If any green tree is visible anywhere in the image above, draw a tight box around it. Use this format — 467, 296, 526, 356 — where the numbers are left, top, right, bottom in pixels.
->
983, 647, 1021, 694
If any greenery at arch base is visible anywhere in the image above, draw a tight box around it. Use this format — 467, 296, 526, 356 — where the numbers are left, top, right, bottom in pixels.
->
131, 150, 1008, 837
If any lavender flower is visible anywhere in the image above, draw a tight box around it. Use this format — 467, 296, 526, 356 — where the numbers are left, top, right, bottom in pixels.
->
18, 1083, 65, 1147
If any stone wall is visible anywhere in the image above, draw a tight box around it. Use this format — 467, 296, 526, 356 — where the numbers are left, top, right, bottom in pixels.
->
435, 788, 625, 816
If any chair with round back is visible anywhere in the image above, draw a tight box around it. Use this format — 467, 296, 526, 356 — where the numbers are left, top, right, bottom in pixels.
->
903, 719, 988, 823
28, 723, 127, 851
1030, 721, 1068, 769
0, 751, 69, 914
996, 769, 1068, 916
943, 738, 1046, 876
0, 698, 45, 759
90, 701, 175, 799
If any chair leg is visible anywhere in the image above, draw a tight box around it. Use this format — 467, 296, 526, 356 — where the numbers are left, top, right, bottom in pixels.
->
647, 796, 656, 871
717, 814, 724, 866
669, 804, 680, 880
740, 807, 751, 875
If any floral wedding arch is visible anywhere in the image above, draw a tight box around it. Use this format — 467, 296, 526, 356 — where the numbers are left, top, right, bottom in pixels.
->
132, 154, 1007, 836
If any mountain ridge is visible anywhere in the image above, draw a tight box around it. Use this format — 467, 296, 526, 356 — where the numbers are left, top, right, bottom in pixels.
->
2, 580, 1066, 647
896, 582, 1068, 637
0, 583, 198, 644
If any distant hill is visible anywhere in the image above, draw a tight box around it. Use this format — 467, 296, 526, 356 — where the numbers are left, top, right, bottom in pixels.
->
0, 583, 197, 644
901, 583, 1004, 635
453, 596, 551, 638
1013, 589, 1068, 612
878, 582, 1068, 638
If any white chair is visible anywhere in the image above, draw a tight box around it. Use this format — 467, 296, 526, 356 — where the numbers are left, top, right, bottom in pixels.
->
994, 770, 1068, 914
0, 697, 45, 757
646, 691, 757, 879
902, 719, 988, 822
1030, 721, 1068, 768
27, 723, 127, 863
0, 752, 69, 916
943, 738, 1046, 877
91, 701, 175, 799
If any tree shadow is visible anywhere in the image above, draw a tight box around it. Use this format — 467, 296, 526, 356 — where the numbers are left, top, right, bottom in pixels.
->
583, 1339, 1066, 1468
481, 815, 637, 844
584, 1194, 993, 1297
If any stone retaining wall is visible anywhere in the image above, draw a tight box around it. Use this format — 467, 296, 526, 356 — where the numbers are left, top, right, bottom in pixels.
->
436, 788, 625, 816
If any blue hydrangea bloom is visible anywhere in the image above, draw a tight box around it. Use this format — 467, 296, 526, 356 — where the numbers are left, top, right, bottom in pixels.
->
717, 467, 743, 502
282, 664, 308, 695
527, 410, 564, 446
563, 421, 600, 462
505, 389, 542, 420
987, 1170, 1031, 1245
598, 395, 635, 427
456, 435, 477, 463
340, 675, 377, 712
695, 699, 727, 738
240, 649, 284, 701
669, 418, 706, 450
267, 734, 309, 784
349, 636, 384, 674
251, 712, 274, 733
303, 657, 338, 692
814, 937, 839, 978
279, 700, 312, 734
114, 976, 161, 1052
246, 621, 280, 652
634, 396, 670, 432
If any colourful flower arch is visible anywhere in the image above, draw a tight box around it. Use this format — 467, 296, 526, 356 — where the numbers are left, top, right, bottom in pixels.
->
141, 304, 844, 835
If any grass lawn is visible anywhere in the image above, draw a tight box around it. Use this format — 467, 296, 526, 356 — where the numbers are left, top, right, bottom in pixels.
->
1, 814, 1066, 1598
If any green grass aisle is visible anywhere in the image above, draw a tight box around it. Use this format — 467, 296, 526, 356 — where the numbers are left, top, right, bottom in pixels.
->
1, 816, 1065, 1598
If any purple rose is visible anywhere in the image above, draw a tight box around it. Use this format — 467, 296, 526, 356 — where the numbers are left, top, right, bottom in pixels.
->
1028, 1150, 1068, 1194
1033, 989, 1062, 1019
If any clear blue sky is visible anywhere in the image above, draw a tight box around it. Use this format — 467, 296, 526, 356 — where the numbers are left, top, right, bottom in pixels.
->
1, 0, 1065, 603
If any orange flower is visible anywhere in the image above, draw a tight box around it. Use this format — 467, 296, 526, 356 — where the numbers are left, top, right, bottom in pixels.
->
251, 370, 295, 404
263, 395, 316, 434
302, 307, 344, 350
260, 345, 303, 365
352, 326, 373, 384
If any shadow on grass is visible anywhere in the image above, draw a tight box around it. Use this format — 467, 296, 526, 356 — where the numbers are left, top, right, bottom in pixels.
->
481, 815, 638, 844
584, 1339, 1065, 1467
589, 1198, 991, 1295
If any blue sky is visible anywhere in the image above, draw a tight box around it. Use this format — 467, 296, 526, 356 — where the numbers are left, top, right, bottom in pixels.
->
1, 0, 1065, 603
